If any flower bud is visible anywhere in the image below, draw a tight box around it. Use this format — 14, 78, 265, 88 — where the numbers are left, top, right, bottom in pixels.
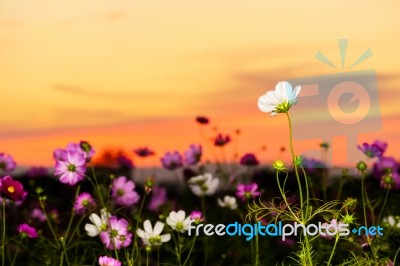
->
273, 160, 287, 172
356, 161, 367, 173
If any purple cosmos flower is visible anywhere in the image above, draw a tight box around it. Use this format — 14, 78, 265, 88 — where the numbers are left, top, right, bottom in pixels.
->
190, 211, 203, 223
148, 186, 168, 212
54, 150, 86, 185
74, 192, 96, 214
372, 140, 388, 154
160, 151, 183, 170
184, 145, 202, 165
239, 153, 260, 166
373, 156, 400, 189
196, 116, 209, 125
111, 176, 140, 206
31, 208, 46, 223
98, 256, 122, 266
54, 141, 95, 162
116, 155, 134, 170
236, 183, 262, 201
17, 224, 39, 238
357, 142, 383, 159
134, 147, 155, 157
100, 217, 132, 250
78, 141, 95, 161
0, 153, 16, 173
214, 134, 231, 147
0, 176, 26, 201
302, 157, 326, 169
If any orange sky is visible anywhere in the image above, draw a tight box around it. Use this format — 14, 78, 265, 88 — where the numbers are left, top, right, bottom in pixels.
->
1, 1, 400, 168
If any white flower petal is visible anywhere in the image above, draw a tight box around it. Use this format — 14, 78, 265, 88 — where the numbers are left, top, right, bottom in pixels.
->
143, 220, 153, 234
160, 233, 171, 243
85, 224, 99, 237
153, 221, 164, 236
89, 213, 102, 227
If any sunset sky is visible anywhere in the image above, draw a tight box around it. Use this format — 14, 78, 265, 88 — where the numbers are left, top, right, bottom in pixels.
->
1, 1, 400, 168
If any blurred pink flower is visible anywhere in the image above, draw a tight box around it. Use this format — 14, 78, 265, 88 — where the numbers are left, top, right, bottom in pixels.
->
26, 166, 48, 178
100, 217, 132, 250
31, 208, 46, 223
214, 134, 231, 147
98, 256, 121, 266
17, 224, 38, 238
160, 151, 183, 170
196, 116, 209, 125
236, 183, 262, 201
239, 153, 260, 166
148, 186, 167, 212
134, 147, 155, 157
74, 192, 96, 214
184, 145, 202, 165
0, 153, 16, 173
111, 176, 140, 206
190, 211, 204, 223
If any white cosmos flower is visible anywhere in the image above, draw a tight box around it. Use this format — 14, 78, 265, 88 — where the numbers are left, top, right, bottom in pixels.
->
84, 208, 111, 237
137, 220, 171, 246
382, 216, 400, 229
188, 173, 219, 197
258, 81, 301, 116
217, 195, 238, 210
166, 210, 191, 233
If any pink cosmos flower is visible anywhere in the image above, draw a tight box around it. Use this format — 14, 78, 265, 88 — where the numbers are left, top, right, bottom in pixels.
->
111, 176, 140, 206
0, 153, 16, 173
54, 141, 95, 162
236, 183, 262, 201
98, 256, 121, 266
190, 211, 204, 223
26, 166, 48, 178
31, 208, 46, 223
214, 134, 231, 147
184, 145, 202, 165
17, 224, 39, 238
160, 151, 183, 170
134, 147, 155, 157
54, 150, 86, 185
74, 192, 96, 214
239, 153, 260, 166
0, 176, 26, 201
100, 217, 132, 250
148, 186, 167, 212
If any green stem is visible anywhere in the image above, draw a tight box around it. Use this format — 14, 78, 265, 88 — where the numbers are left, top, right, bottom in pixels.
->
254, 218, 259, 266
11, 237, 22, 266
275, 172, 300, 223
1, 201, 6, 266
90, 167, 106, 209
361, 172, 368, 229
326, 233, 339, 266
377, 188, 390, 225
200, 197, 208, 266
131, 193, 147, 264
146, 251, 150, 266
183, 234, 197, 266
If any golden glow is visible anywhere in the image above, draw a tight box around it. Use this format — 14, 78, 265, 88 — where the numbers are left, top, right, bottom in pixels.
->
1, 1, 400, 166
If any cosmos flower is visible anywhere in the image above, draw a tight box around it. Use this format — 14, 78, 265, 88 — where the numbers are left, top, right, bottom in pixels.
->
196, 116, 209, 125
111, 176, 140, 206
148, 186, 168, 212
134, 147, 155, 157
239, 153, 260, 166
184, 144, 202, 165
85, 209, 111, 237
74, 192, 96, 214
98, 256, 121, 266
373, 157, 400, 189
54, 150, 86, 185
0, 176, 26, 201
258, 81, 301, 116
166, 210, 191, 233
17, 224, 39, 238
188, 173, 219, 197
0, 153, 16, 173
236, 183, 262, 201
54, 141, 95, 162
100, 217, 132, 250
217, 195, 238, 210
26, 166, 48, 178
214, 134, 231, 147
31, 208, 46, 223
137, 220, 171, 247
160, 151, 183, 170
357, 142, 383, 159
190, 211, 204, 223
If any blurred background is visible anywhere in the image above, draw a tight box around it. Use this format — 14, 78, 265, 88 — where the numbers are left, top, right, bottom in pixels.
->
1, 0, 399, 168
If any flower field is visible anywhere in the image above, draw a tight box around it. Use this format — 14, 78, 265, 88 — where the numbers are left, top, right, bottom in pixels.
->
1, 82, 399, 266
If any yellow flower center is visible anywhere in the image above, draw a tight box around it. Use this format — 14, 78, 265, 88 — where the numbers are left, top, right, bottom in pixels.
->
7, 186, 15, 193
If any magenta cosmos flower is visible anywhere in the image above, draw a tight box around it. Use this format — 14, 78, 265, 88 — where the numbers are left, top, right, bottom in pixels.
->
100, 217, 132, 250
160, 151, 183, 170
236, 183, 262, 201
148, 186, 168, 212
54, 150, 86, 185
53, 141, 95, 162
196, 116, 209, 125
111, 176, 140, 206
214, 134, 231, 147
134, 147, 155, 157
184, 144, 202, 165
98, 256, 121, 266
17, 223, 39, 238
0, 176, 26, 201
0, 153, 16, 173
190, 211, 204, 223
74, 192, 96, 214
239, 153, 260, 166
357, 142, 383, 159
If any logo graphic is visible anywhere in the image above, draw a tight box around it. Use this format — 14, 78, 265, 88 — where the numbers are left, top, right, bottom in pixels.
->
288, 39, 381, 165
